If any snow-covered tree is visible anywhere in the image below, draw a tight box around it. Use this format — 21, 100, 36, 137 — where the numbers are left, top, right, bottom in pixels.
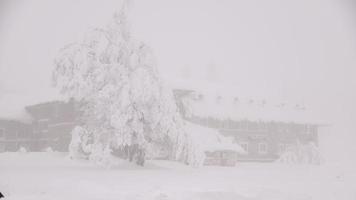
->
53, 1, 196, 166
277, 141, 323, 165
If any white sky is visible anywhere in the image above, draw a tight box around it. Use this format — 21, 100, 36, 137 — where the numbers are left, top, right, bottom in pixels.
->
0, 0, 356, 161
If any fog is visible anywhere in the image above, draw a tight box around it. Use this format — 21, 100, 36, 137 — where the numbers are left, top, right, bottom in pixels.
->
0, 0, 356, 164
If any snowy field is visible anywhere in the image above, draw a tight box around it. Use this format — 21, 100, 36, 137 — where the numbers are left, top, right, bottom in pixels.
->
0, 152, 355, 200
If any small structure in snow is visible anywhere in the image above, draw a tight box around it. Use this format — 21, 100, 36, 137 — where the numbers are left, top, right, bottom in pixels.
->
186, 122, 245, 166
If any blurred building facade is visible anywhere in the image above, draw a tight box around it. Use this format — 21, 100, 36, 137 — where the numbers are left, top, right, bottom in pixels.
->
0, 89, 324, 163
173, 89, 323, 162
0, 100, 76, 152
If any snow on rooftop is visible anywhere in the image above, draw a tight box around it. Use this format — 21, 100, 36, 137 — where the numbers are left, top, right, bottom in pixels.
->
0, 88, 66, 123
185, 92, 322, 124
165, 77, 324, 124
165, 77, 276, 101
186, 121, 245, 153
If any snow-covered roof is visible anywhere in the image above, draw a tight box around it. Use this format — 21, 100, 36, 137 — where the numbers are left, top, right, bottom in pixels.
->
167, 78, 324, 124
184, 92, 322, 124
166, 77, 274, 100
185, 121, 245, 153
0, 89, 65, 123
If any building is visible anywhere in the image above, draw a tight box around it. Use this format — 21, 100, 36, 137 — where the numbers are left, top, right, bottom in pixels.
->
25, 100, 77, 151
0, 98, 77, 152
0, 84, 326, 164
0, 119, 34, 151
174, 88, 325, 162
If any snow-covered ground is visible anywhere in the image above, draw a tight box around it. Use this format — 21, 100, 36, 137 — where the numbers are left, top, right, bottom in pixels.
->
0, 152, 355, 200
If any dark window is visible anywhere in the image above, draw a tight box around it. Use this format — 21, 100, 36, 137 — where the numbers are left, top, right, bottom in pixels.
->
240, 142, 248, 153
258, 142, 268, 154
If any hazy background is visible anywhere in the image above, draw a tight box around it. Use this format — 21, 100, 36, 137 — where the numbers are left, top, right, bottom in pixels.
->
0, 0, 355, 164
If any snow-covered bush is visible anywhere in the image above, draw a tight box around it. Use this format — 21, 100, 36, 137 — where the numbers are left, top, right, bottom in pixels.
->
68, 126, 92, 160
44, 147, 54, 153
18, 146, 27, 154
53, 1, 197, 167
89, 143, 113, 168
278, 141, 323, 165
